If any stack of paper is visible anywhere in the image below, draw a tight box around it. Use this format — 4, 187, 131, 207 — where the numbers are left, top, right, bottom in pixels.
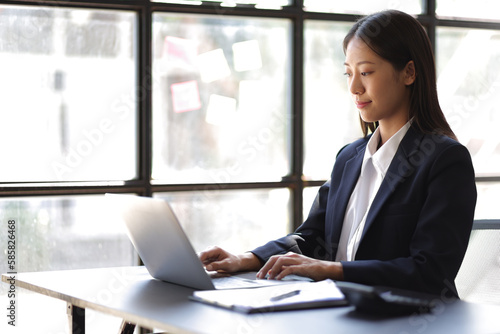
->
190, 279, 347, 313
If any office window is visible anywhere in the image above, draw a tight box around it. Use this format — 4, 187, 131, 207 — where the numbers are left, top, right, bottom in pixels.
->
303, 186, 320, 220
303, 20, 358, 180
152, 13, 291, 184
436, 27, 500, 177
437, 0, 500, 21
0, 195, 135, 273
475, 183, 500, 219
0, 6, 137, 182
152, 0, 293, 7
155, 189, 290, 253
304, 0, 423, 14
0, 4, 137, 272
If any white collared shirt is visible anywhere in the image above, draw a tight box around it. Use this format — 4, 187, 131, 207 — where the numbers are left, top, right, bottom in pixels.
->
335, 121, 412, 262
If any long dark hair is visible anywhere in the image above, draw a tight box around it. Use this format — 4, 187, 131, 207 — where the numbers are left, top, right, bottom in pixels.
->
343, 10, 457, 140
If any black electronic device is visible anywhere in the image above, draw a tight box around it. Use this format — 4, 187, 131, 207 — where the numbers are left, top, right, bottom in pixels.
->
336, 281, 441, 315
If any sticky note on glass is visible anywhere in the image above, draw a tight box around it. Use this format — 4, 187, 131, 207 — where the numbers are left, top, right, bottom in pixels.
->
205, 94, 237, 125
232, 40, 262, 72
197, 49, 231, 83
164, 36, 198, 64
170, 80, 201, 113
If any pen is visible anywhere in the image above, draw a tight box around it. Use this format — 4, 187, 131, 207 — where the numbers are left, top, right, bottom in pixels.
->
270, 289, 301, 302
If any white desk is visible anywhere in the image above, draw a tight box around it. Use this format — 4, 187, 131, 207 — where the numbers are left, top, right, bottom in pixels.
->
2, 266, 500, 334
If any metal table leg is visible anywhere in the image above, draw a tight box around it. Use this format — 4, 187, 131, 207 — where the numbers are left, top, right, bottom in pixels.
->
119, 320, 137, 334
67, 303, 85, 334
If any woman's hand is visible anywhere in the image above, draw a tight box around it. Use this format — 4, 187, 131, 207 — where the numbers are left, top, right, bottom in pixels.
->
198, 246, 262, 273
256, 252, 344, 281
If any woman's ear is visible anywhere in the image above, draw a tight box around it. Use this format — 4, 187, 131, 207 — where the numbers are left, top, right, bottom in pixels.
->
404, 60, 416, 85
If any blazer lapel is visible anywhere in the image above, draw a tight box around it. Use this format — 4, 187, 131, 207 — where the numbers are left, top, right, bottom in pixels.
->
327, 140, 367, 256
361, 126, 424, 240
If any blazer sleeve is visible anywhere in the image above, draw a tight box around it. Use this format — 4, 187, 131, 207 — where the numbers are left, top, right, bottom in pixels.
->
341, 141, 477, 297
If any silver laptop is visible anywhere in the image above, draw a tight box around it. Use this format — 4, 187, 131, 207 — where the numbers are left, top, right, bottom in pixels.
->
106, 194, 306, 290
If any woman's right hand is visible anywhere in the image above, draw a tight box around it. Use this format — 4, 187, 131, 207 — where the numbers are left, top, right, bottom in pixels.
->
198, 246, 262, 273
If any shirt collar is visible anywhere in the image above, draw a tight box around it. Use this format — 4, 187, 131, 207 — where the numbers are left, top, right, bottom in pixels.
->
362, 120, 412, 176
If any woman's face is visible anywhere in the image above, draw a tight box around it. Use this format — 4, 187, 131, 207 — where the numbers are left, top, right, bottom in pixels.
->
344, 37, 414, 131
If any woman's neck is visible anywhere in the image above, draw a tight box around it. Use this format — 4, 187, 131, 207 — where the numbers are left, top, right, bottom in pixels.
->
378, 117, 409, 147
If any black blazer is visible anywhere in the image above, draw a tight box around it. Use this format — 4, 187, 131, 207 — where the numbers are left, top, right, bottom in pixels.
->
252, 125, 477, 297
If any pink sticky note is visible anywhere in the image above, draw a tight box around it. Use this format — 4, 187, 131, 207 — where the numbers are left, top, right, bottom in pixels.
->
163, 36, 198, 64
170, 80, 201, 113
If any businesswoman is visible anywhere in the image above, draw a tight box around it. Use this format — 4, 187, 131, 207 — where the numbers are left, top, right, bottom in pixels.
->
199, 10, 477, 297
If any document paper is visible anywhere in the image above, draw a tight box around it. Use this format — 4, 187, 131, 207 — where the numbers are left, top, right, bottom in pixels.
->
190, 279, 347, 313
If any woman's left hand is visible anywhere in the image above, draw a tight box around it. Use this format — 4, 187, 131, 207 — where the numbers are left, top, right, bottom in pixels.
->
256, 252, 344, 281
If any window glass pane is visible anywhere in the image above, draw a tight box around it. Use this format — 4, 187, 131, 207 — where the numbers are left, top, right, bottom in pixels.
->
303, 186, 320, 220
303, 21, 359, 180
152, 0, 292, 8
436, 27, 500, 176
152, 13, 291, 184
154, 189, 290, 253
475, 183, 500, 219
437, 0, 500, 21
0, 196, 134, 333
0, 195, 135, 274
0, 6, 137, 182
304, 0, 423, 15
